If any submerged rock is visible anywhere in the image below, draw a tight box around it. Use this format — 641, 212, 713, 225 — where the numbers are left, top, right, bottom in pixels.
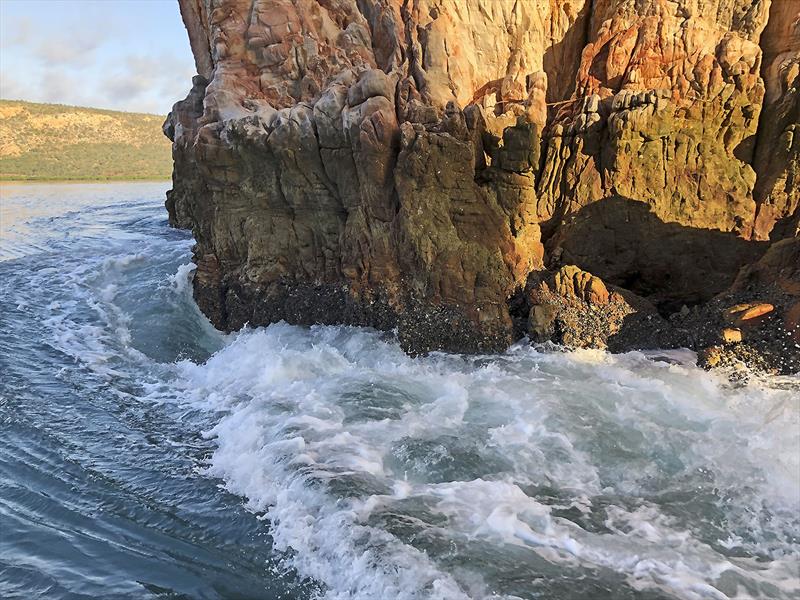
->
165, 0, 800, 373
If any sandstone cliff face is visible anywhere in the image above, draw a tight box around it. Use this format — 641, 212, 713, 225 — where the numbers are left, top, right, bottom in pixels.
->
166, 0, 799, 369
754, 0, 800, 240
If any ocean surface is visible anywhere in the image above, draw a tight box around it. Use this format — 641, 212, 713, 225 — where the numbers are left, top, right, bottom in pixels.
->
0, 181, 798, 600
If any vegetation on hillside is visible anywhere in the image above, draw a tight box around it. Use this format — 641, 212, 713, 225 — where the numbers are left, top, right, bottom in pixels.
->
0, 100, 173, 181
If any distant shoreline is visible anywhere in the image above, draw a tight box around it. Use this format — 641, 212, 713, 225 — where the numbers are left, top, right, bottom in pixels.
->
0, 178, 171, 185
1, 100, 172, 183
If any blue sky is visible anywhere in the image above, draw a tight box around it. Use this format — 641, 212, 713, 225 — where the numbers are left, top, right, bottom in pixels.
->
0, 0, 196, 114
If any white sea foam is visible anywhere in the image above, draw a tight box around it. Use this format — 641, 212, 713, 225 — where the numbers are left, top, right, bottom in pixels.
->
18, 211, 796, 598
158, 324, 800, 600
7, 181, 796, 599
168, 262, 196, 296
23, 248, 800, 598
34, 253, 148, 378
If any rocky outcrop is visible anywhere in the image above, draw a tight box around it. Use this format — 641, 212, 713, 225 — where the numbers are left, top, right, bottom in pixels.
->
693, 237, 800, 374
539, 0, 772, 309
524, 265, 670, 351
165, 0, 800, 372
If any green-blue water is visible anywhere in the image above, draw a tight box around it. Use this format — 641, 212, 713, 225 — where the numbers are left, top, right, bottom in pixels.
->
1, 182, 798, 600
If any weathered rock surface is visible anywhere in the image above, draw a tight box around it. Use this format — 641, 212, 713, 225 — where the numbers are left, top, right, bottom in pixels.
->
693, 237, 800, 374
166, 0, 800, 372
753, 0, 800, 241
524, 265, 670, 351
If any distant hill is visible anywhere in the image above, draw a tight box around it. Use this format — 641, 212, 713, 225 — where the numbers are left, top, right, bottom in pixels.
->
0, 100, 173, 181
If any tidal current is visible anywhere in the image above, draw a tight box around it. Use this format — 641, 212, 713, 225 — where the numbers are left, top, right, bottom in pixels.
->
0, 182, 798, 600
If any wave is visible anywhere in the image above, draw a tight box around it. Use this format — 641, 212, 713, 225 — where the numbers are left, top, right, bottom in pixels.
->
5, 183, 796, 599
158, 324, 800, 600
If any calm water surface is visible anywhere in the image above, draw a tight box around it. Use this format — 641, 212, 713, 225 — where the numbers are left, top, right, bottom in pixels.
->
0, 182, 798, 600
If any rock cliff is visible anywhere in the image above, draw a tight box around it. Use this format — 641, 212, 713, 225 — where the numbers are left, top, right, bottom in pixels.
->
165, 0, 800, 372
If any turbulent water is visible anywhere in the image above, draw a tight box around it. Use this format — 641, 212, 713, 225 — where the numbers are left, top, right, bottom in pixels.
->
0, 182, 798, 600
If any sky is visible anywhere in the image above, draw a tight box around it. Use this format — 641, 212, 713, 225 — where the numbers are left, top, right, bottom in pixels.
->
0, 0, 196, 115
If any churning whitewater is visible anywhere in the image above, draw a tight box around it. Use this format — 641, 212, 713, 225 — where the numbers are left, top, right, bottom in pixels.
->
0, 183, 798, 600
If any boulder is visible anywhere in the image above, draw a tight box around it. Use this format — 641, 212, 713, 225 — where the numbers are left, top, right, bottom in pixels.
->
524, 266, 669, 351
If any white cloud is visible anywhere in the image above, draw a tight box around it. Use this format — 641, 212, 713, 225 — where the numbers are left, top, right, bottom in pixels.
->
38, 68, 86, 105
101, 53, 196, 113
1, 15, 33, 48
0, 1, 196, 114
34, 33, 108, 67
